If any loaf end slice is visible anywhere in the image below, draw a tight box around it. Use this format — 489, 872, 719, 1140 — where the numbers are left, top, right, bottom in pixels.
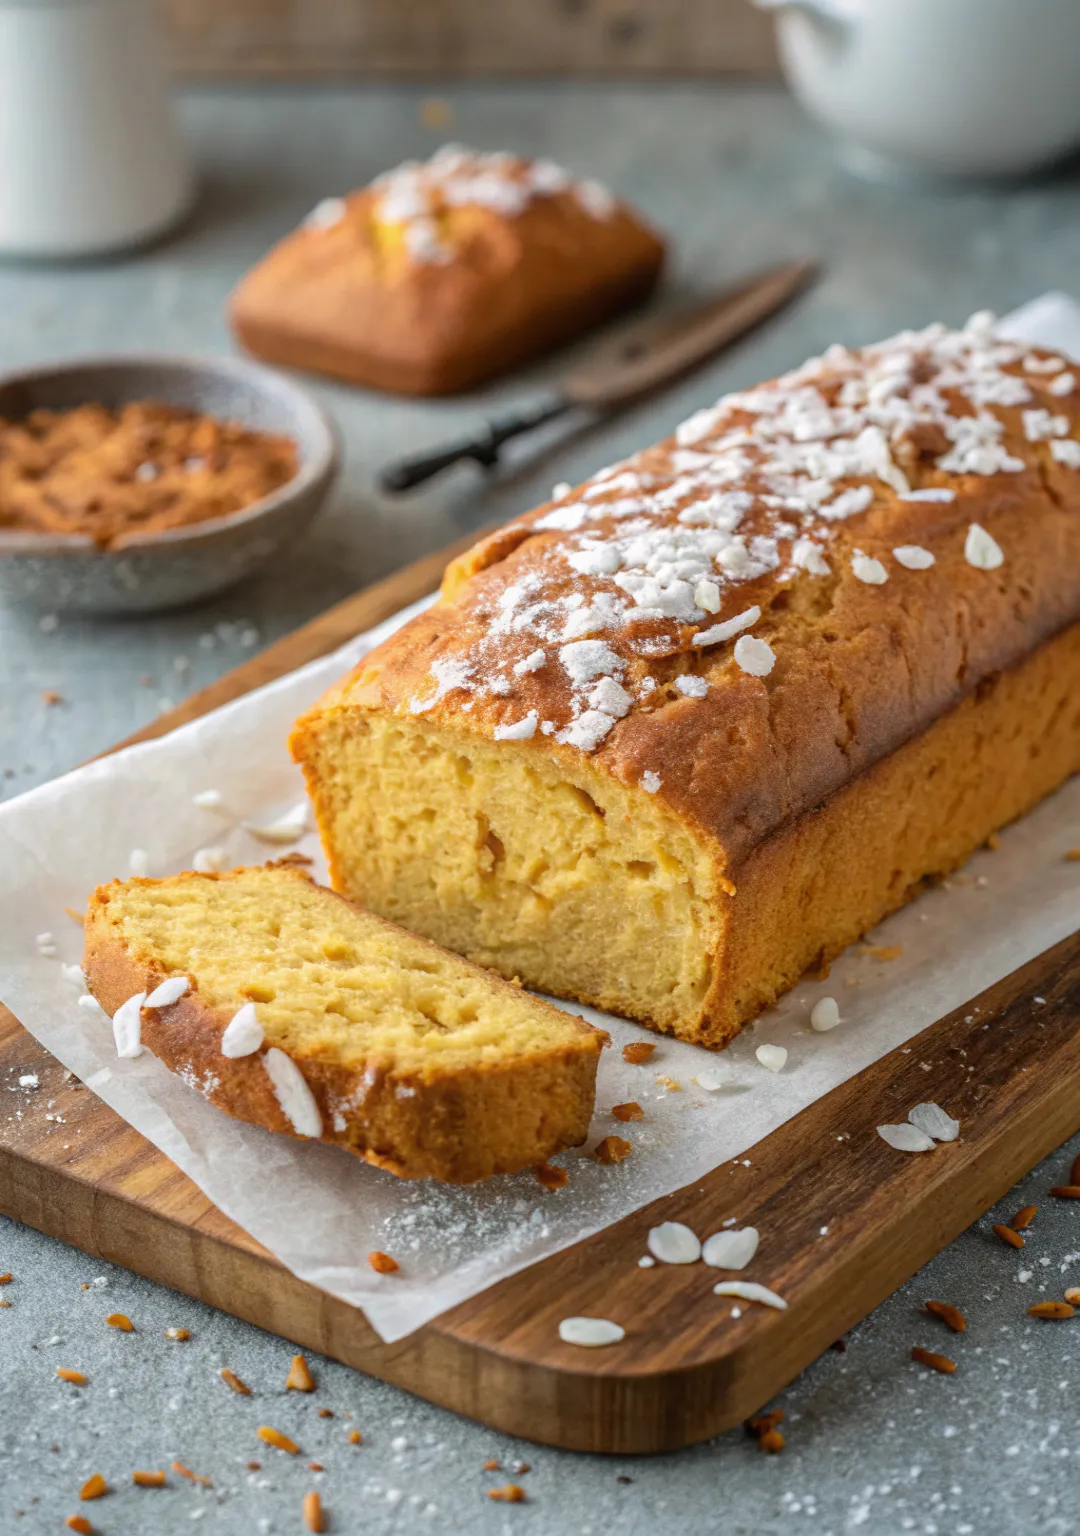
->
83, 865, 603, 1184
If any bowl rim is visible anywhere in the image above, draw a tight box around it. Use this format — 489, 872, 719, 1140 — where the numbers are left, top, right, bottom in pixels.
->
0, 350, 341, 557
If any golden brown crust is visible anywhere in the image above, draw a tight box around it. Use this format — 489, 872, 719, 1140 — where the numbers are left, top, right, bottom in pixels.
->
228, 154, 664, 396
83, 869, 602, 1184
297, 328, 1080, 870
291, 318, 1080, 1047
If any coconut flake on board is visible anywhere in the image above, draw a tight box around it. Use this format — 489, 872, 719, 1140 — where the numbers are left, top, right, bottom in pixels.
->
907, 1102, 960, 1142
877, 1123, 936, 1153
702, 1227, 759, 1270
647, 1222, 702, 1264
558, 1317, 625, 1347
712, 1280, 787, 1310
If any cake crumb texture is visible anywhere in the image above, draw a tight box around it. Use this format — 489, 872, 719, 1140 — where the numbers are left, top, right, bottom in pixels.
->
83, 865, 602, 1183
293, 316, 1080, 1046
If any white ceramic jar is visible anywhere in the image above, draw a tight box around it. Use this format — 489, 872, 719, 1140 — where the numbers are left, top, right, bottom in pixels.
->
756, 0, 1080, 180
0, 0, 193, 257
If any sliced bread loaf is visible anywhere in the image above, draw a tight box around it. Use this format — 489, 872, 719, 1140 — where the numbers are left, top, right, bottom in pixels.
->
83, 865, 603, 1183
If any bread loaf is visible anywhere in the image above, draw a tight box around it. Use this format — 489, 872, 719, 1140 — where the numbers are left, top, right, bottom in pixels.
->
291, 313, 1080, 1047
229, 145, 665, 396
84, 866, 603, 1182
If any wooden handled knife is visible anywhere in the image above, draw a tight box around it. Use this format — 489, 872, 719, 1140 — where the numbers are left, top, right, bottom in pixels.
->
378, 257, 818, 494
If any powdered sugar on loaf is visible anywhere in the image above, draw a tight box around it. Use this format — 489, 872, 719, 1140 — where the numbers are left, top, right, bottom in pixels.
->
405, 312, 1080, 758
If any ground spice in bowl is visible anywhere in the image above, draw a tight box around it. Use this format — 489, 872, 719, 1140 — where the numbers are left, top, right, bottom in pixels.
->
0, 401, 299, 550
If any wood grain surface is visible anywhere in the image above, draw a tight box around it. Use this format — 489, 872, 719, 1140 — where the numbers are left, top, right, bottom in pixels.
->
165, 0, 778, 78
3, 537, 1079, 1453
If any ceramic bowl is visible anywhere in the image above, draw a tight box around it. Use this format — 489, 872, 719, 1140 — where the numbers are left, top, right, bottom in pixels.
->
0, 353, 340, 614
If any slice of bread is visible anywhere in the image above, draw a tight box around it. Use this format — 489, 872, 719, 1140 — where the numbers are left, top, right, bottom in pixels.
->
83, 865, 603, 1183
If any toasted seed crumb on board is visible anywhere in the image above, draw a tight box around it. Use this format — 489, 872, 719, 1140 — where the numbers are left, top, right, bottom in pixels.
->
925, 1300, 967, 1332
612, 1102, 644, 1122
594, 1135, 633, 1165
483, 1458, 501, 1471
42, 689, 63, 705
318, 1407, 334, 1418
622, 1042, 655, 1065
911, 1346, 957, 1374
758, 1428, 785, 1454
105, 1312, 134, 1331
308, 1461, 324, 1472
303, 1489, 325, 1533
220, 1367, 251, 1395
171, 1459, 212, 1486
0, 1272, 12, 1284
1050, 1185, 1080, 1199
1065, 848, 1080, 861
164, 1327, 190, 1341
65, 1517, 93, 1534
1010, 1205, 1038, 1231
1065, 1288, 1080, 1304
258, 1426, 300, 1455
131, 1469, 167, 1487
347, 1430, 363, 1445
993, 1224, 1025, 1249
535, 1162, 568, 1192
247, 1461, 261, 1471
488, 1484, 526, 1502
868, 945, 903, 961
368, 1250, 399, 1274
1027, 1301, 1076, 1319
79, 1474, 107, 1501
57, 1368, 87, 1385
655, 1075, 682, 1092
286, 1354, 316, 1392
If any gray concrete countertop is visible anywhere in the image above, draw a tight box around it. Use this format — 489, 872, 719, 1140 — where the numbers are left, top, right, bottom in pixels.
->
2, 84, 1079, 1534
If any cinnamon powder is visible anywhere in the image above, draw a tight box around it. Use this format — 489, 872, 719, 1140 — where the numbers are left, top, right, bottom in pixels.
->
0, 402, 297, 550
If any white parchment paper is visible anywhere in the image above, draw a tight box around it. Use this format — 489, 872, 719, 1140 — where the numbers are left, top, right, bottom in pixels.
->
3, 296, 1080, 1344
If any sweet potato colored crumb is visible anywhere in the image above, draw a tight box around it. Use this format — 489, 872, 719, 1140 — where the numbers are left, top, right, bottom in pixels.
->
534, 1162, 568, 1192
258, 1426, 299, 1455
594, 1135, 633, 1165
286, 1354, 315, 1391
0, 401, 297, 550
219, 1367, 251, 1395
611, 1102, 644, 1122
368, 1250, 399, 1274
911, 1346, 956, 1374
924, 1300, 967, 1332
621, 1042, 655, 1065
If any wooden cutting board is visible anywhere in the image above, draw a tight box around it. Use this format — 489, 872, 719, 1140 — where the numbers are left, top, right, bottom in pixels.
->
2, 534, 1079, 1455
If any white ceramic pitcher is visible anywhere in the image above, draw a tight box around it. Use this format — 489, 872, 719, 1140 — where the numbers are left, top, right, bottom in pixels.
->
756, 0, 1080, 179
0, 0, 194, 258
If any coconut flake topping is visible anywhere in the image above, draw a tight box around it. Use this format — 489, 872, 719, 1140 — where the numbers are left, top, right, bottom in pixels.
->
402, 315, 1074, 756
263, 1048, 322, 1138
363, 146, 619, 266
221, 1002, 266, 1059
